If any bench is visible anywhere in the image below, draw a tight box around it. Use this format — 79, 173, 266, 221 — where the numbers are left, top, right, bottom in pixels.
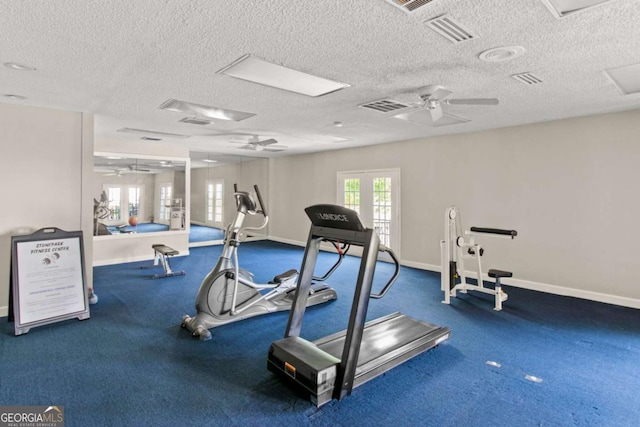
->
141, 244, 186, 279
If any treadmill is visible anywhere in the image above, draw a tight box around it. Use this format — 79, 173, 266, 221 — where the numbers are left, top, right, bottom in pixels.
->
268, 204, 451, 407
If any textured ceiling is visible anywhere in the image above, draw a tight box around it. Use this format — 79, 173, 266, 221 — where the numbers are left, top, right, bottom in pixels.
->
2, 0, 640, 160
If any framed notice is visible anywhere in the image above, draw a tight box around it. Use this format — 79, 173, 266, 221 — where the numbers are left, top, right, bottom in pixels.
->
10, 228, 90, 336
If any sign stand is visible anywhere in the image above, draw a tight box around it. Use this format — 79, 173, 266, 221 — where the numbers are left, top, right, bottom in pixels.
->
10, 228, 90, 336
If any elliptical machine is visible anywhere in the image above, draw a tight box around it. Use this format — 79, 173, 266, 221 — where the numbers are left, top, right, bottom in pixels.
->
182, 184, 338, 341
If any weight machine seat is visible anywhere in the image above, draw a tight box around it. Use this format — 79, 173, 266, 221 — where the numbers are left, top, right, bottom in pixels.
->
152, 244, 179, 257
488, 269, 512, 279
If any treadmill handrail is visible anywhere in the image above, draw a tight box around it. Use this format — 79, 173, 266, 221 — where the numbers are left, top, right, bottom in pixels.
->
370, 245, 400, 299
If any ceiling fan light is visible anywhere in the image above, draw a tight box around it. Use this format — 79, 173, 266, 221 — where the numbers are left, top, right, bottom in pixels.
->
218, 54, 350, 97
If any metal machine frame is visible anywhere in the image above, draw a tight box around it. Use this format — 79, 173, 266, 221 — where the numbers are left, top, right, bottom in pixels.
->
268, 204, 450, 406
181, 185, 338, 341
440, 206, 517, 311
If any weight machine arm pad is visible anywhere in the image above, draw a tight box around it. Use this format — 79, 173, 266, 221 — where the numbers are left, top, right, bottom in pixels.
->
469, 227, 518, 238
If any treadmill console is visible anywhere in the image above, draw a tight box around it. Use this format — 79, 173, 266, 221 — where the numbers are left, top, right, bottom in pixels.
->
304, 204, 366, 232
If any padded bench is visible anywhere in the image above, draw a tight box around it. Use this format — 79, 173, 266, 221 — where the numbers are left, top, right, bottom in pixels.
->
141, 244, 186, 279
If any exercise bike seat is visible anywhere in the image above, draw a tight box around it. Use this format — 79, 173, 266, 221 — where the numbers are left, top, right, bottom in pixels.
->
272, 269, 298, 284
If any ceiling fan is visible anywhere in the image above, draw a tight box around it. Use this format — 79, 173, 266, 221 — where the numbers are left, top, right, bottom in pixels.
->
394, 85, 499, 126
234, 136, 287, 152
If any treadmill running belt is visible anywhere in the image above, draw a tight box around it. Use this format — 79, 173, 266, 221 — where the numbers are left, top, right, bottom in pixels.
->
314, 312, 450, 386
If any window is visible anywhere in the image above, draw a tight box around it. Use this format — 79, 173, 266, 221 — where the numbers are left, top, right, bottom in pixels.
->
207, 180, 224, 224
106, 187, 121, 221
159, 184, 172, 221
128, 187, 141, 217
103, 185, 142, 223
338, 169, 400, 254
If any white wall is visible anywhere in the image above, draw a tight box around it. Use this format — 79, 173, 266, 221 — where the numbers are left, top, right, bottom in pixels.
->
0, 103, 93, 317
268, 109, 640, 308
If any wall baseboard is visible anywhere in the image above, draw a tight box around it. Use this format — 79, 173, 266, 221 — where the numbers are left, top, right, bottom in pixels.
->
92, 250, 189, 267
268, 237, 640, 310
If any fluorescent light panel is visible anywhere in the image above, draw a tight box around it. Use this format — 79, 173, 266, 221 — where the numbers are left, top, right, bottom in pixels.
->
116, 127, 190, 139
159, 98, 255, 122
541, 0, 613, 18
605, 63, 640, 95
218, 55, 350, 97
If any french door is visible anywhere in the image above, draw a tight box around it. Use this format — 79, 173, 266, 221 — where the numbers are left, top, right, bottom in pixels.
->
337, 169, 400, 256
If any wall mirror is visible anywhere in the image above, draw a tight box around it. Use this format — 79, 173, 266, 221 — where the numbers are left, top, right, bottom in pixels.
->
93, 153, 187, 238
190, 152, 269, 247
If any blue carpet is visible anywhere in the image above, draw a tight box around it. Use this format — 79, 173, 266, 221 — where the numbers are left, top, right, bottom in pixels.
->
1, 241, 639, 426
189, 224, 225, 243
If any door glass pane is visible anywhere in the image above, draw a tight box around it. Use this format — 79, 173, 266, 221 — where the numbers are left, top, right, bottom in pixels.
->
373, 177, 392, 247
344, 178, 360, 213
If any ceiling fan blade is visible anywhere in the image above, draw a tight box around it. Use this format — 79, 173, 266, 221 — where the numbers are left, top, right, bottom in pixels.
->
430, 104, 444, 121
445, 98, 499, 105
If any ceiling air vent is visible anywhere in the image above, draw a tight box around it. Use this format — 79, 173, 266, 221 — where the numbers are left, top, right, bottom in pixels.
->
179, 117, 214, 125
425, 14, 477, 44
359, 99, 411, 113
385, 0, 435, 14
141, 137, 162, 141
511, 72, 543, 85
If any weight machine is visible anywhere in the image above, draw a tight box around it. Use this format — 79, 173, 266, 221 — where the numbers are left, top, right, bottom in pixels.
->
440, 206, 517, 311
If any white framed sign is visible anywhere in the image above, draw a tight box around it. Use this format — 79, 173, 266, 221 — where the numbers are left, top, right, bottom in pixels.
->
10, 228, 90, 335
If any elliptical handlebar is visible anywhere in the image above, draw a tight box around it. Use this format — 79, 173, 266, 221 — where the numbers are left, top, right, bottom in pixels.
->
232, 184, 269, 237
370, 245, 401, 299
254, 184, 267, 217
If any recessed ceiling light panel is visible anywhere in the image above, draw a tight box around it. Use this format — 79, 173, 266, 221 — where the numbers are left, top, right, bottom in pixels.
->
479, 46, 525, 62
541, 0, 614, 18
117, 127, 190, 139
159, 98, 255, 122
218, 55, 350, 97
605, 63, 640, 95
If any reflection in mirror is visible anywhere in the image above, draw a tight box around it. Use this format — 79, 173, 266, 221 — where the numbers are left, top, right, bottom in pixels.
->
93, 154, 187, 237
190, 152, 269, 247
